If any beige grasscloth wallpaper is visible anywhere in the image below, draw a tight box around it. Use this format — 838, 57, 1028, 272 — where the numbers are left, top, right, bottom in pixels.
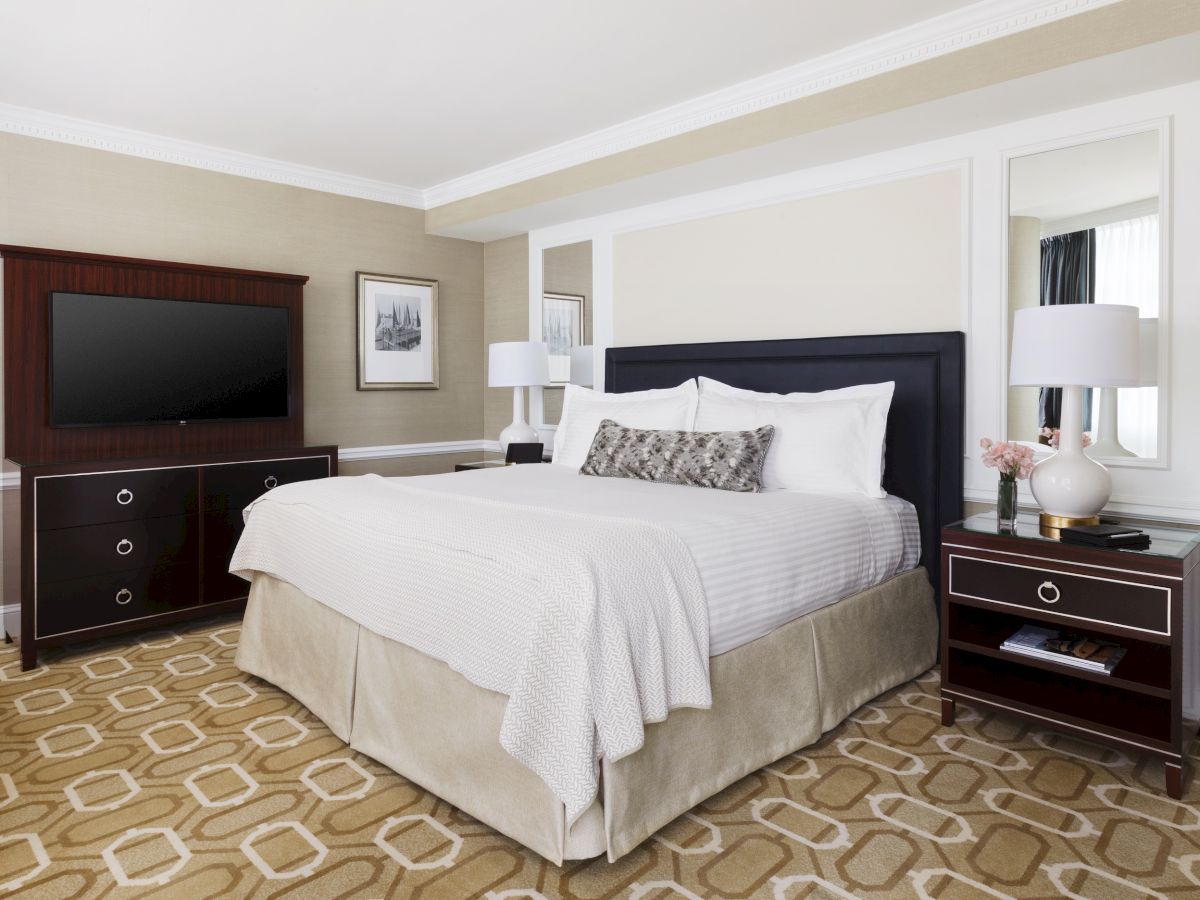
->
0, 132, 487, 476
482, 234, 530, 442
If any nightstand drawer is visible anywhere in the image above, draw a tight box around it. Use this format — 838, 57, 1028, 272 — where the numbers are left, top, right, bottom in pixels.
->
948, 554, 1170, 635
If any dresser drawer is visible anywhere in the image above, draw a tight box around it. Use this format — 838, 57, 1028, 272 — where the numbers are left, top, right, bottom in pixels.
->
36, 564, 199, 638
37, 516, 199, 583
36, 467, 198, 530
203, 455, 331, 513
948, 553, 1170, 635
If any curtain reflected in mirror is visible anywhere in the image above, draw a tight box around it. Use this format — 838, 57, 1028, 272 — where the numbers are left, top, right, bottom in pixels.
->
1007, 130, 1162, 462
541, 241, 592, 426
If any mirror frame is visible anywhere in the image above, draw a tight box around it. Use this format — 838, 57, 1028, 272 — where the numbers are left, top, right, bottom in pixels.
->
999, 117, 1172, 470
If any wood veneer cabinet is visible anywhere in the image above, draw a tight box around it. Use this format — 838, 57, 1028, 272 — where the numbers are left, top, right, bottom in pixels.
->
4, 446, 336, 669
940, 513, 1199, 798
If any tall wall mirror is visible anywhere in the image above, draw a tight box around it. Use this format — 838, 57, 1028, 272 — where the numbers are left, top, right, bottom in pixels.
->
540, 240, 593, 427
1005, 126, 1168, 466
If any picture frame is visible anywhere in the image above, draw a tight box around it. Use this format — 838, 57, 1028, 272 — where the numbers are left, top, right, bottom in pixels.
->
542, 292, 583, 385
356, 272, 439, 390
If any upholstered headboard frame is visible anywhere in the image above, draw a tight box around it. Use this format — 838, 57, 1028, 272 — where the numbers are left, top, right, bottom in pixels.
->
606, 331, 965, 588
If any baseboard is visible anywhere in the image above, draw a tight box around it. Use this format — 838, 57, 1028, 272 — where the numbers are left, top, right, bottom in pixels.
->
337, 439, 498, 461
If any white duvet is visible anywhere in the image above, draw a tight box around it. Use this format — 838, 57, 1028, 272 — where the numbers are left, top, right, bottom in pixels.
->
230, 465, 919, 820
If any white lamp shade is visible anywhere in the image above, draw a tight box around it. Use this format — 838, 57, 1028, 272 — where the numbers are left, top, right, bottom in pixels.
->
569, 345, 594, 386
1009, 304, 1139, 387
488, 341, 549, 387
1138, 317, 1158, 387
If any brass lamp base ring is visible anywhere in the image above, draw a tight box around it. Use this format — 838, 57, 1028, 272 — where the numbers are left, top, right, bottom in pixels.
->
1039, 512, 1100, 538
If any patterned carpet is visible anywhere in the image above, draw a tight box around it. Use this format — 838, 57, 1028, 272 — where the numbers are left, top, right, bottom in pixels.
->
2, 617, 1199, 899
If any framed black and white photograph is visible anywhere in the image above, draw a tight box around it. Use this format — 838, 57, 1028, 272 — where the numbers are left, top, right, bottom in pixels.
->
356, 272, 439, 390
542, 292, 583, 384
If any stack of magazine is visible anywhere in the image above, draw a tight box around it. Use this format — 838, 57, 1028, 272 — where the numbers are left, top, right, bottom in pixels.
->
1002, 625, 1126, 675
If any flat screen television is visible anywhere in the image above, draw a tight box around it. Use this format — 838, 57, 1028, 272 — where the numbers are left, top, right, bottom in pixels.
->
50, 292, 291, 427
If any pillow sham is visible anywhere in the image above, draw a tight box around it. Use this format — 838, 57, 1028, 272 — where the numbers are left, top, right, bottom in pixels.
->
693, 391, 888, 497
698, 376, 894, 405
552, 381, 699, 470
697, 376, 894, 496
580, 419, 774, 492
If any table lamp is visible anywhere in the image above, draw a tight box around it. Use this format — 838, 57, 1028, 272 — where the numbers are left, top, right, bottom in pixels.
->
488, 341, 549, 452
569, 345, 594, 387
1090, 317, 1157, 458
1009, 304, 1138, 531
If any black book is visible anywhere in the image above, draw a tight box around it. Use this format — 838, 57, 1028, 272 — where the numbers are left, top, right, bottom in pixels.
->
1060, 524, 1150, 548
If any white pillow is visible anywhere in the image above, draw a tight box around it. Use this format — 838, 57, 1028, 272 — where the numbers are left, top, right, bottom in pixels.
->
694, 378, 894, 497
698, 376, 894, 405
553, 381, 699, 470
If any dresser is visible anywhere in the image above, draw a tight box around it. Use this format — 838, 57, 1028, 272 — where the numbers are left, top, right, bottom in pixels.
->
940, 512, 1199, 798
4, 446, 337, 669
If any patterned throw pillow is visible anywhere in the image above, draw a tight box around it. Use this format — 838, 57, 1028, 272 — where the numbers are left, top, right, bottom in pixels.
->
579, 419, 775, 492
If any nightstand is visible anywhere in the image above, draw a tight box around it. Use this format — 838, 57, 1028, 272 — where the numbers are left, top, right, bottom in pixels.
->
940, 512, 1199, 798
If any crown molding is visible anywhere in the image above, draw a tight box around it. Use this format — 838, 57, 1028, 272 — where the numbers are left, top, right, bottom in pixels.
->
0, 0, 1117, 214
422, 0, 1121, 208
0, 102, 427, 209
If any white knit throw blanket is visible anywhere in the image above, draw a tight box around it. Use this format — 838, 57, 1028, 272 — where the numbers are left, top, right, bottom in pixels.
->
229, 474, 711, 822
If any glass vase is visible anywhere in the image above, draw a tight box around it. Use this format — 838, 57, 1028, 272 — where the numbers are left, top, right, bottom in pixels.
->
997, 478, 1018, 531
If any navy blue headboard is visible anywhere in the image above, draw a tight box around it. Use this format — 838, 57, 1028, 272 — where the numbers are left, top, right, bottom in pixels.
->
605, 331, 965, 588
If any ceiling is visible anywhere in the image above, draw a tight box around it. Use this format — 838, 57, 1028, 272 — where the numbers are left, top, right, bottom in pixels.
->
1009, 129, 1160, 223
0, 0, 976, 191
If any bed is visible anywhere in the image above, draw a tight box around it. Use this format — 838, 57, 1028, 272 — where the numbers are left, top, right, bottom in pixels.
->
232, 331, 964, 863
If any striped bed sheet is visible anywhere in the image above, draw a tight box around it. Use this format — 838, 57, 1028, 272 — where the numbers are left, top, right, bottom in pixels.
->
409, 463, 920, 656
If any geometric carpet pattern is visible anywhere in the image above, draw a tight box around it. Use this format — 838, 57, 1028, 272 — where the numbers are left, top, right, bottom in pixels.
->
2, 617, 1198, 899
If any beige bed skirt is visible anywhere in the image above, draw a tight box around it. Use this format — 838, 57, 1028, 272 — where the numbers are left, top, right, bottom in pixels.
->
236, 568, 936, 863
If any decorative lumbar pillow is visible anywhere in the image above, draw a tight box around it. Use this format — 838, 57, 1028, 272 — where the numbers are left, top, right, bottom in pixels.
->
552, 381, 699, 470
580, 419, 775, 492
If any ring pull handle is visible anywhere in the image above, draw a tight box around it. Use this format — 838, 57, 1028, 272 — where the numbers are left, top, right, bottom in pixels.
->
264, 475, 278, 490
115, 588, 132, 605
1037, 580, 1061, 604
116, 488, 134, 506
116, 538, 134, 557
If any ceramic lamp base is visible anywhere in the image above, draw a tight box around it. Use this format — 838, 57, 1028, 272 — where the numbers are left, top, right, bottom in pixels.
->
498, 419, 538, 454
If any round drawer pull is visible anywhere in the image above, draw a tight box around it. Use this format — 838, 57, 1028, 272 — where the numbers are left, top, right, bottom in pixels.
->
1037, 580, 1061, 604
115, 588, 132, 605
116, 538, 134, 556
116, 488, 134, 505
264, 475, 278, 490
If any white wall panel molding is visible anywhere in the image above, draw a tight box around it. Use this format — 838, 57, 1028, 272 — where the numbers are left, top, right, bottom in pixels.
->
524, 80, 1200, 526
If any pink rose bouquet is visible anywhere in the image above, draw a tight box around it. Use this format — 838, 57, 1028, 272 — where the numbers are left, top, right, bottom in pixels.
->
1039, 427, 1092, 450
979, 437, 1035, 481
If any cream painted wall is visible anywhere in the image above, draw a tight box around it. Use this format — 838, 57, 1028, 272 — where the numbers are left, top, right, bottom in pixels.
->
0, 132, 486, 462
542, 240, 592, 425
483, 234, 530, 443
612, 170, 962, 346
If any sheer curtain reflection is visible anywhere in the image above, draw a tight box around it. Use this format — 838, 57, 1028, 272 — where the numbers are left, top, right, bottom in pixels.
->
1093, 214, 1159, 457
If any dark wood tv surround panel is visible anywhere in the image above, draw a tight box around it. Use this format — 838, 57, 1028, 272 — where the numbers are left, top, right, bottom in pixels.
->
1, 245, 337, 669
